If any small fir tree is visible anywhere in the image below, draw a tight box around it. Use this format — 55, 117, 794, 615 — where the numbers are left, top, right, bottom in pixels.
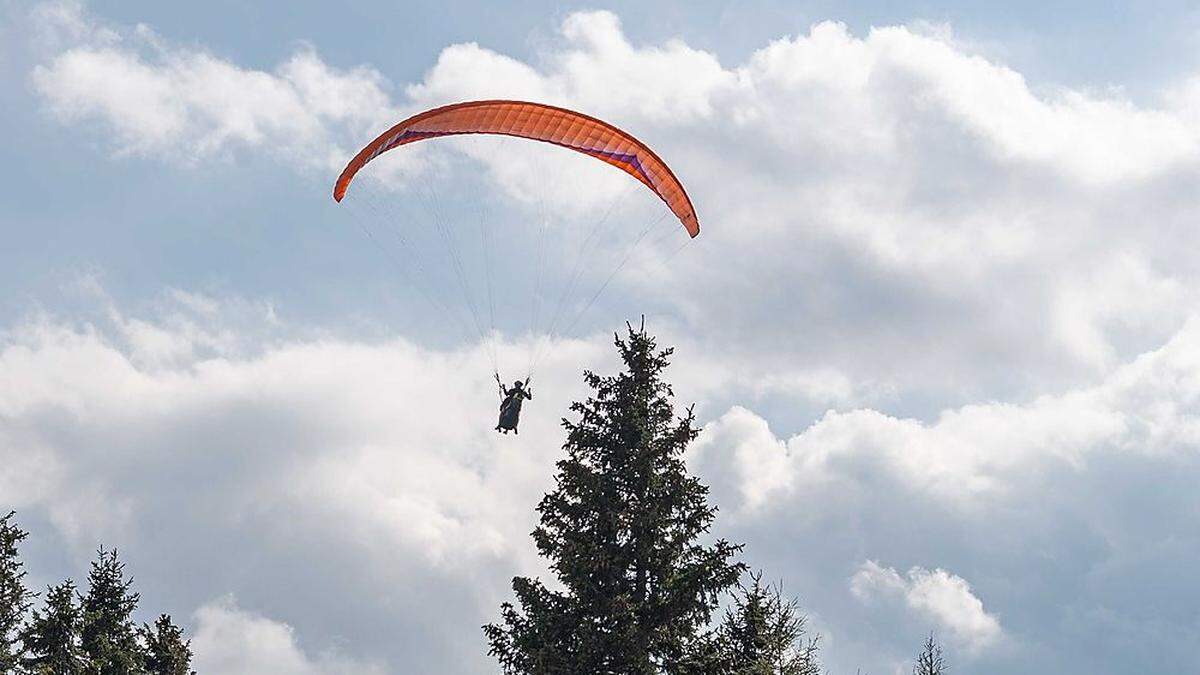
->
80, 547, 145, 674
22, 580, 85, 675
717, 572, 820, 675
142, 614, 194, 675
485, 323, 744, 674
1, 511, 34, 671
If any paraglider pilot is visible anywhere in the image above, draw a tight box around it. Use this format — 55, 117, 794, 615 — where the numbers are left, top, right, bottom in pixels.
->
495, 374, 533, 434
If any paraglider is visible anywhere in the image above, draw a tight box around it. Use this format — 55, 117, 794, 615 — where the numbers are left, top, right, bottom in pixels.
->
334, 100, 700, 236
333, 100, 700, 432
495, 374, 533, 434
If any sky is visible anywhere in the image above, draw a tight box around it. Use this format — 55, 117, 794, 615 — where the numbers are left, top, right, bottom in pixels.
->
4, 1, 1200, 673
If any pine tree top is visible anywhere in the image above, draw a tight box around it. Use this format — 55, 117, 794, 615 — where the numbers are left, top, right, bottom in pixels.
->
143, 614, 195, 675
81, 546, 145, 673
22, 579, 85, 674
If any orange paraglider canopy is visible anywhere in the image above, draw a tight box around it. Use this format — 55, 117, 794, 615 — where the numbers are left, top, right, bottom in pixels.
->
333, 100, 699, 237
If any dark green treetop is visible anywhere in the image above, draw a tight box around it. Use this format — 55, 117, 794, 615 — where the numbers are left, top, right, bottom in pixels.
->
81, 547, 145, 674
142, 614, 194, 675
22, 580, 85, 675
0, 514, 192, 674
715, 572, 821, 675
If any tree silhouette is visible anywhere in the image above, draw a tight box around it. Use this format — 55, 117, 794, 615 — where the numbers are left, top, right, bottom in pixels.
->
913, 633, 948, 675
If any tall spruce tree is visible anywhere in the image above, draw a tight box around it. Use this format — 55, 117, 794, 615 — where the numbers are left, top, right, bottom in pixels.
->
80, 547, 145, 674
142, 614, 194, 675
1, 512, 34, 671
485, 323, 743, 674
22, 580, 85, 674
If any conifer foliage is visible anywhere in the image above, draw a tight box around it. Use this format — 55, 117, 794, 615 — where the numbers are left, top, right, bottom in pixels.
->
1, 512, 33, 672
0, 514, 193, 675
485, 323, 744, 674
22, 580, 84, 674
715, 572, 821, 675
81, 547, 145, 673
142, 614, 195, 675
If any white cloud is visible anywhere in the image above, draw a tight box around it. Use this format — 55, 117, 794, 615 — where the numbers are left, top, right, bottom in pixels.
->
191, 597, 386, 675
30, 2, 394, 171
0, 289, 597, 556
691, 315, 1200, 512
851, 561, 1003, 654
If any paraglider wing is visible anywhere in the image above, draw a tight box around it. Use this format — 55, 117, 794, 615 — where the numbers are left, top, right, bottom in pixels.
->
333, 100, 699, 237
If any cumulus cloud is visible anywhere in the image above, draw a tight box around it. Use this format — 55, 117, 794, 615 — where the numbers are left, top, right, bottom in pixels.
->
851, 561, 1003, 653
192, 597, 386, 675
692, 313, 1200, 511
30, 2, 395, 171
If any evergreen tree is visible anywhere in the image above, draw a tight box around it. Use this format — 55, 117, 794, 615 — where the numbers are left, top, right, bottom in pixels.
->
715, 572, 820, 675
141, 614, 193, 675
485, 323, 744, 674
1, 512, 34, 671
22, 580, 85, 675
80, 547, 145, 674
913, 634, 948, 675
